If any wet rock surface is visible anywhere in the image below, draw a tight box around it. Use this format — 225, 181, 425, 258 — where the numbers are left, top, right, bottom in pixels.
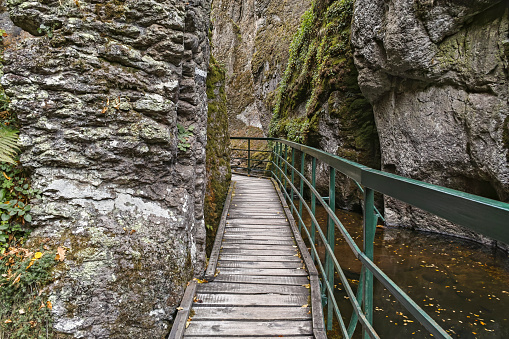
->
2, 0, 211, 337
352, 0, 509, 244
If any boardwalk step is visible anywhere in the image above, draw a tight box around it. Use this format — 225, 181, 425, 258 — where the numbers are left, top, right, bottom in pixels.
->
184, 320, 313, 336
212, 274, 309, 285
215, 268, 308, 276
194, 293, 309, 306
198, 282, 309, 295
218, 254, 302, 262
217, 261, 302, 269
190, 306, 312, 320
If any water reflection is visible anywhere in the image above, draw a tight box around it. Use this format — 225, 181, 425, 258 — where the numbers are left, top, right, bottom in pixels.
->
297, 204, 509, 338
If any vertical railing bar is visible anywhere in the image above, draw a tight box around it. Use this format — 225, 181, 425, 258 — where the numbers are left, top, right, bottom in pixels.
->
284, 144, 288, 193
247, 138, 251, 176
347, 268, 365, 337
311, 157, 317, 263
363, 188, 376, 339
299, 152, 305, 232
291, 148, 295, 214
326, 167, 336, 331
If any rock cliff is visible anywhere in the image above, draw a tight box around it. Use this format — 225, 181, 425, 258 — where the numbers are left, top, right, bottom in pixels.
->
210, 0, 311, 137
352, 0, 509, 243
269, 0, 380, 209
2, 0, 212, 337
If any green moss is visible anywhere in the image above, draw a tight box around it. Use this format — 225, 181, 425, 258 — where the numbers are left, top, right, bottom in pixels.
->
205, 55, 231, 256
269, 0, 380, 168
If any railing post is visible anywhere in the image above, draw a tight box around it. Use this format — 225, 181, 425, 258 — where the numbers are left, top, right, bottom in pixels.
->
284, 144, 288, 192
299, 152, 305, 232
311, 157, 317, 263
363, 187, 376, 339
291, 148, 295, 214
247, 139, 251, 176
326, 167, 336, 331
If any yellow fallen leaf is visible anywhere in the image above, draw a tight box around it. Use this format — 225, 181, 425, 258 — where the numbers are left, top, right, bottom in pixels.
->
47, 301, 52, 310
301, 304, 309, 308
12, 273, 21, 285
55, 247, 66, 261
3, 172, 10, 180
176, 307, 183, 311
302, 284, 310, 289
4, 319, 12, 324
34, 252, 43, 259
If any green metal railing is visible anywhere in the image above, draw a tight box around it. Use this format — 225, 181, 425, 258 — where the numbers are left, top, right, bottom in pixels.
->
230, 136, 509, 339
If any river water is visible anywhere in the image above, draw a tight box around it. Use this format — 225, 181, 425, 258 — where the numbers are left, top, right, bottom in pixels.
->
297, 205, 509, 338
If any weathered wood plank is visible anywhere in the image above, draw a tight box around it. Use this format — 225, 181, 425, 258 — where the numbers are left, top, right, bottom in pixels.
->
197, 282, 309, 295
219, 248, 298, 256
215, 267, 308, 276
184, 320, 313, 336
218, 254, 302, 262
226, 218, 289, 224
221, 239, 296, 246
190, 306, 312, 320
168, 281, 197, 339
212, 274, 309, 285
222, 235, 294, 241
217, 261, 302, 269
195, 293, 309, 306
220, 243, 297, 250
185, 336, 313, 339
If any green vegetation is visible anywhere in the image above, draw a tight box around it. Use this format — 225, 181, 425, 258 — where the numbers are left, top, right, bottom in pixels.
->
269, 0, 380, 167
0, 29, 39, 251
205, 55, 231, 255
0, 247, 58, 338
177, 123, 195, 152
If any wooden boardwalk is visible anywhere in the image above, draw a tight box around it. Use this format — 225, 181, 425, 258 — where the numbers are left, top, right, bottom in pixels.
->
170, 174, 325, 338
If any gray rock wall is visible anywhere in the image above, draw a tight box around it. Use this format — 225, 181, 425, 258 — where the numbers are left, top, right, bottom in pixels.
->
2, 0, 211, 337
210, 0, 311, 137
352, 0, 509, 244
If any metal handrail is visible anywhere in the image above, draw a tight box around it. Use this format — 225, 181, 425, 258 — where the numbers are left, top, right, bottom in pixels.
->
229, 136, 509, 338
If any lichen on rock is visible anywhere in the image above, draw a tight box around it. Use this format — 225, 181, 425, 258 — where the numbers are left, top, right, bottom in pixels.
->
1, 0, 212, 337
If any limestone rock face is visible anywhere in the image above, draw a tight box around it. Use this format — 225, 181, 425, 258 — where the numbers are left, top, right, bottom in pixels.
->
352, 0, 509, 241
210, 0, 311, 137
2, 0, 211, 337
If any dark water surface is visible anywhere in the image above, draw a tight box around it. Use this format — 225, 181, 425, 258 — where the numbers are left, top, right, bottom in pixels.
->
297, 205, 509, 338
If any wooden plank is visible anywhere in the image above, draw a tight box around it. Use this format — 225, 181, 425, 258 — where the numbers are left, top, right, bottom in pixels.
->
226, 219, 289, 225
224, 228, 292, 234
212, 274, 309, 285
184, 320, 313, 336
218, 254, 302, 262
190, 306, 312, 320
222, 235, 294, 241
221, 239, 295, 246
220, 243, 297, 250
215, 267, 308, 276
194, 293, 309, 306
168, 281, 197, 339
185, 336, 313, 339
218, 261, 303, 269
219, 248, 298, 256
197, 282, 309, 295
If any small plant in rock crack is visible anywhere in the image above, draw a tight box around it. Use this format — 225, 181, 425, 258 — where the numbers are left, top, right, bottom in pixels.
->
177, 123, 195, 152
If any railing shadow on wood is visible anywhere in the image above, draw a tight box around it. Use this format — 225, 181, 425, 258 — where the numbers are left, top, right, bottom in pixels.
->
229, 136, 509, 339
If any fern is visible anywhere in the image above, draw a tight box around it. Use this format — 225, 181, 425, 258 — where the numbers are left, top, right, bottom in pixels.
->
0, 127, 19, 164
